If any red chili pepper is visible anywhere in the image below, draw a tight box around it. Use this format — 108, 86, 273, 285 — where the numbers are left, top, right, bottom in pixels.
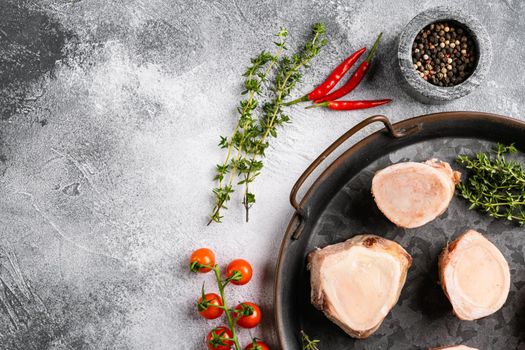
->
285, 47, 366, 106
306, 99, 392, 111
315, 32, 382, 103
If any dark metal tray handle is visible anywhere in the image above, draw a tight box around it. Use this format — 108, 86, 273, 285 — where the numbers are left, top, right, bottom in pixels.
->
288, 115, 420, 240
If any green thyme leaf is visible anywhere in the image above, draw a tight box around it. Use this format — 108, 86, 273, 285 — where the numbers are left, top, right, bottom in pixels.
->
301, 330, 320, 350
208, 23, 327, 224
456, 143, 525, 224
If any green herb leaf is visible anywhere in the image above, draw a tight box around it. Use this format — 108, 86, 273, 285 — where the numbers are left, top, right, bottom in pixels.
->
301, 330, 320, 350
456, 143, 525, 224
238, 23, 327, 221
208, 23, 327, 224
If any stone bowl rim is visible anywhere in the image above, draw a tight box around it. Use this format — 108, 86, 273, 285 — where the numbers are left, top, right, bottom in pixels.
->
398, 6, 492, 101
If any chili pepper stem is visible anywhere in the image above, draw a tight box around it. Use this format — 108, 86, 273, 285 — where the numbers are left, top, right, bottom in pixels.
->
213, 265, 241, 350
365, 32, 382, 62
283, 94, 310, 106
305, 101, 329, 109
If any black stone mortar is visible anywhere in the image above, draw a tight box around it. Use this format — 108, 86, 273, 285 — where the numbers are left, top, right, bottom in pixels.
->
397, 7, 492, 104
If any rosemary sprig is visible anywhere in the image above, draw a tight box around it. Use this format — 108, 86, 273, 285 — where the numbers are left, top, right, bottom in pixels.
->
456, 143, 525, 225
240, 23, 327, 221
301, 330, 320, 350
208, 23, 327, 224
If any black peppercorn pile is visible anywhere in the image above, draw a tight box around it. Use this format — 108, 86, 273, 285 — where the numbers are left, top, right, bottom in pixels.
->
412, 22, 477, 87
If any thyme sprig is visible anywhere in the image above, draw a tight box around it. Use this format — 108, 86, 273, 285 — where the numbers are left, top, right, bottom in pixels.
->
240, 23, 327, 222
208, 31, 286, 225
456, 143, 525, 225
208, 23, 327, 224
301, 330, 320, 350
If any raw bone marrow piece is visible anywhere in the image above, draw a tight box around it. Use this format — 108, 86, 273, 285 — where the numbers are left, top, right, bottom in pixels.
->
371, 159, 461, 228
308, 234, 412, 339
439, 229, 510, 321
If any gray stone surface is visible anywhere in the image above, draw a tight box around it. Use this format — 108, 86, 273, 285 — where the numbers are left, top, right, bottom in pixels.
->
397, 6, 493, 104
0, 0, 523, 349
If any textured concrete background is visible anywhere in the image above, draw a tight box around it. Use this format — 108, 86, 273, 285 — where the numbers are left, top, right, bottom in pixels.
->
0, 0, 523, 349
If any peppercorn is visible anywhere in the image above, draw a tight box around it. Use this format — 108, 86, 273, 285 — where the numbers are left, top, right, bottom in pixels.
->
411, 21, 477, 87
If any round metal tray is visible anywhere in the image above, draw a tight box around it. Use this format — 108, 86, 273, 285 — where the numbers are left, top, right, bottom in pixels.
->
274, 112, 525, 350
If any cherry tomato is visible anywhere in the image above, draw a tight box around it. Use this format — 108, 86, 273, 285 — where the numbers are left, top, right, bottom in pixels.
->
233, 302, 261, 329
198, 293, 223, 319
244, 340, 270, 350
226, 259, 252, 285
190, 248, 215, 273
206, 326, 234, 350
